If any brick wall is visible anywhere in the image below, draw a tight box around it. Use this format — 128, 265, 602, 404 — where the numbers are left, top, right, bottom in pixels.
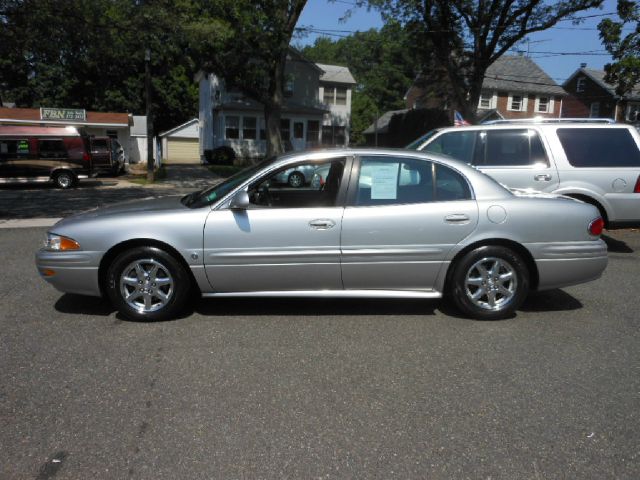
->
563, 74, 618, 119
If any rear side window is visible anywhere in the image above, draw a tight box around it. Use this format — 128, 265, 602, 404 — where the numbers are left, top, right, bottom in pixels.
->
476, 129, 549, 167
0, 139, 30, 159
557, 128, 640, 167
354, 156, 471, 206
38, 139, 68, 158
423, 131, 476, 164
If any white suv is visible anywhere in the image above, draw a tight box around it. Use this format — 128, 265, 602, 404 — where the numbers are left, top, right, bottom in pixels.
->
408, 119, 640, 227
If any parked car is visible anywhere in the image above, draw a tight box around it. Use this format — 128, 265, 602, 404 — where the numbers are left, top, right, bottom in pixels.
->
274, 164, 316, 187
36, 148, 607, 322
0, 125, 94, 188
407, 119, 640, 227
90, 136, 125, 175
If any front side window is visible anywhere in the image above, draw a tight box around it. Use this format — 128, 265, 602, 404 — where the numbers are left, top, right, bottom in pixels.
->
476, 129, 548, 167
248, 158, 346, 208
225, 116, 240, 139
557, 128, 640, 167
0, 139, 30, 159
423, 131, 476, 164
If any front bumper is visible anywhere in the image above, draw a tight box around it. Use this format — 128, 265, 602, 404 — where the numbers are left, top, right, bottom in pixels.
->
35, 249, 103, 297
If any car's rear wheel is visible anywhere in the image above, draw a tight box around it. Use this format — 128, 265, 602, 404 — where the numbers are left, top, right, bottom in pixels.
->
53, 170, 76, 189
106, 246, 191, 321
449, 246, 529, 320
288, 171, 305, 188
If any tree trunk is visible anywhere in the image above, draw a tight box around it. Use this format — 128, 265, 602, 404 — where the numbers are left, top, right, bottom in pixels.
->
264, 101, 283, 158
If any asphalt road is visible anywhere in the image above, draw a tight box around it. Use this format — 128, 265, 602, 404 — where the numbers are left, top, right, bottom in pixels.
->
1, 227, 639, 479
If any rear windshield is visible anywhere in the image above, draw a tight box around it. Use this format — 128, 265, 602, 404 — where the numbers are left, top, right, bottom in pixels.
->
557, 128, 640, 167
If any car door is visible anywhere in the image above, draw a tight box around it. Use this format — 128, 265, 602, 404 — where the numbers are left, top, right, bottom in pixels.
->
202, 157, 351, 292
341, 155, 478, 291
472, 128, 560, 192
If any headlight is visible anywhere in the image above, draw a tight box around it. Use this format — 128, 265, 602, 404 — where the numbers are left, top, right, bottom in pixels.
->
44, 233, 81, 251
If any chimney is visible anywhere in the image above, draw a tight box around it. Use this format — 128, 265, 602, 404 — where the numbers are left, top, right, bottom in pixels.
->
580, 63, 587, 68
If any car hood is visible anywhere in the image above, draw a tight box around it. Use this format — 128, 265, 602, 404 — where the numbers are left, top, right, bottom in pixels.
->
53, 195, 188, 228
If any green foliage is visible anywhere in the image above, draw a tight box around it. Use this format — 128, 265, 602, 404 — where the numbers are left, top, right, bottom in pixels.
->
387, 108, 450, 147
599, 0, 640, 96
0, 0, 230, 133
362, 0, 604, 121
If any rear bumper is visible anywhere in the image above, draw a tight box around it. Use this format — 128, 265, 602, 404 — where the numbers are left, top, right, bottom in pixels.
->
527, 239, 608, 290
35, 249, 103, 297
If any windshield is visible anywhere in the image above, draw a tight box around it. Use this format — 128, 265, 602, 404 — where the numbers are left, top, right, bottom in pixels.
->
405, 129, 439, 150
182, 157, 274, 208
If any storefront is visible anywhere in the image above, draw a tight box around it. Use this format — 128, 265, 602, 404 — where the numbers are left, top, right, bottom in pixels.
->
0, 106, 134, 160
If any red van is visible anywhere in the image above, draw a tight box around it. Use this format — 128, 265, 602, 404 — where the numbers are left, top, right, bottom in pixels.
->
0, 125, 94, 188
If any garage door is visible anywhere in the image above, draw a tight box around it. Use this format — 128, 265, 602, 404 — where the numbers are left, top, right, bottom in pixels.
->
165, 138, 200, 164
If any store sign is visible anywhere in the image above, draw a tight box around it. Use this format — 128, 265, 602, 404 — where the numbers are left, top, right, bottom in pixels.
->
40, 108, 86, 121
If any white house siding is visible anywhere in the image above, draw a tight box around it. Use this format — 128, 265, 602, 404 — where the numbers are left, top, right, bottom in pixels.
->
198, 51, 354, 161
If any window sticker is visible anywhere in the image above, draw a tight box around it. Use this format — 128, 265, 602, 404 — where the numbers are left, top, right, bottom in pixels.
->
370, 163, 399, 199
18, 140, 29, 154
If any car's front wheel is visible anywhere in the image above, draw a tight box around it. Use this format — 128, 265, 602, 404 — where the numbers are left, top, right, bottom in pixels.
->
449, 246, 529, 320
106, 246, 191, 321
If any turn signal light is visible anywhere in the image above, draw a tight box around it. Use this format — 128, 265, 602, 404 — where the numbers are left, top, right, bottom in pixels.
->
589, 217, 605, 236
634, 175, 640, 193
45, 233, 81, 251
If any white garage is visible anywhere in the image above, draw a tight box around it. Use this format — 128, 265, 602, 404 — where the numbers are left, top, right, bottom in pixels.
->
159, 119, 200, 164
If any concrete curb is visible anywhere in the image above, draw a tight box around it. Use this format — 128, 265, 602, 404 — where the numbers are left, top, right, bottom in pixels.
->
0, 218, 61, 229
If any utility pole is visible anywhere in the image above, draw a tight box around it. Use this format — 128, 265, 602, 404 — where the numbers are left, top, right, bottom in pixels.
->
145, 48, 155, 183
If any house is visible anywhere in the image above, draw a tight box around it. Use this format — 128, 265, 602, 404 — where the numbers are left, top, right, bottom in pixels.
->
158, 118, 199, 164
562, 64, 640, 123
404, 55, 567, 122
198, 49, 356, 162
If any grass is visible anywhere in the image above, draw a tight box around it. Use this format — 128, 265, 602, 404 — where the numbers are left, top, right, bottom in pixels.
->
207, 164, 245, 177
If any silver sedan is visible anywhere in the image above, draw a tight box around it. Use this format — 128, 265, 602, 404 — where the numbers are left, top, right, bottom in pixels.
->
36, 148, 608, 321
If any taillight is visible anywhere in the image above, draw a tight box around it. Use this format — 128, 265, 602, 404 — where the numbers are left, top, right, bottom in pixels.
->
589, 217, 605, 236
634, 175, 640, 193
83, 151, 90, 162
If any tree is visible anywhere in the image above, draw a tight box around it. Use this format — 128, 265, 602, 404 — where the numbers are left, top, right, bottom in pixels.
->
598, 0, 640, 97
0, 0, 223, 133
193, 1, 308, 157
364, 0, 604, 122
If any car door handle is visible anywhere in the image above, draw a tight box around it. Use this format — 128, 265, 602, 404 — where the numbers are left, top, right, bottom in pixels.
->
534, 174, 552, 181
444, 214, 470, 224
309, 219, 336, 230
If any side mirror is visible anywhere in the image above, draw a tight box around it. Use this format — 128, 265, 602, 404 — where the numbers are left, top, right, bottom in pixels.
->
229, 191, 250, 210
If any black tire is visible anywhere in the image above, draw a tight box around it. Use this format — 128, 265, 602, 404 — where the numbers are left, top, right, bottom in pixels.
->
53, 170, 76, 189
448, 245, 529, 320
288, 171, 305, 188
105, 246, 191, 321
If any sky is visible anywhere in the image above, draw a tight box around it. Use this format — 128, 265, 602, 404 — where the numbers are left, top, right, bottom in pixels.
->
296, 0, 628, 85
